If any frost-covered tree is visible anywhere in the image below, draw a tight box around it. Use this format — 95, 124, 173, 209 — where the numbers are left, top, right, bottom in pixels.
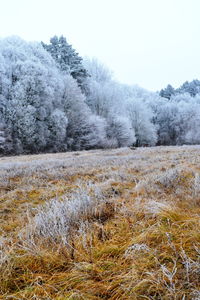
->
84, 58, 158, 147
185, 109, 200, 144
0, 119, 12, 154
61, 74, 106, 150
126, 99, 157, 146
169, 96, 200, 145
0, 37, 110, 154
177, 80, 200, 97
84, 58, 136, 148
149, 92, 200, 145
83, 58, 119, 117
2, 35, 200, 155
159, 84, 175, 100
84, 57, 113, 84
84, 58, 129, 119
154, 101, 179, 145
0, 36, 69, 153
0, 122, 6, 153
160, 80, 200, 99
42, 36, 88, 91
77, 114, 107, 150
86, 79, 124, 118
106, 116, 135, 148
48, 109, 68, 151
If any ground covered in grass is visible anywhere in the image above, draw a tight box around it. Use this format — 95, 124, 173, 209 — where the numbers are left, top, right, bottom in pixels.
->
1, 146, 200, 299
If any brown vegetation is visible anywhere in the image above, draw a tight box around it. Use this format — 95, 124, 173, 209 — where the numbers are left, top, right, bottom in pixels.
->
1, 146, 200, 299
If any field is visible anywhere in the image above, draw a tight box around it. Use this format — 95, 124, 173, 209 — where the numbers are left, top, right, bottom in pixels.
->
1, 146, 200, 299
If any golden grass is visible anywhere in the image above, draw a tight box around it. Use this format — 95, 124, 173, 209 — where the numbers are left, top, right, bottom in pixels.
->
1, 146, 200, 299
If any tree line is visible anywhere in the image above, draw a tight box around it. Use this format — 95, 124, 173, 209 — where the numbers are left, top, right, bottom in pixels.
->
0, 36, 199, 154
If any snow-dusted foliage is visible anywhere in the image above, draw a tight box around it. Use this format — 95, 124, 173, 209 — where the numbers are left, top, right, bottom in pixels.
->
84, 58, 123, 117
42, 36, 88, 92
160, 80, 200, 99
48, 109, 68, 151
150, 93, 200, 145
0, 122, 6, 152
84, 58, 159, 147
0, 36, 68, 153
0, 37, 107, 154
1, 35, 200, 155
0, 117, 12, 153
160, 84, 176, 99
84, 57, 113, 84
61, 74, 107, 150
106, 116, 135, 148
126, 98, 157, 146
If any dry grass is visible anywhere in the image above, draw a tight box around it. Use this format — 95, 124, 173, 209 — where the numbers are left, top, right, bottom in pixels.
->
1, 146, 200, 299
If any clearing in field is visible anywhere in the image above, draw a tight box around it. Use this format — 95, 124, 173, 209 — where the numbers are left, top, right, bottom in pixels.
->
1, 146, 200, 299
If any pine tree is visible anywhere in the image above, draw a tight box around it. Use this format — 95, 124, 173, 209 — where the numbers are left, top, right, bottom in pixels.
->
42, 36, 89, 92
160, 84, 175, 99
178, 80, 200, 97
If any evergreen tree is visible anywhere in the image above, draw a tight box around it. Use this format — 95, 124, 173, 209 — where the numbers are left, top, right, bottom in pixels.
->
160, 84, 175, 99
42, 36, 89, 92
177, 80, 200, 96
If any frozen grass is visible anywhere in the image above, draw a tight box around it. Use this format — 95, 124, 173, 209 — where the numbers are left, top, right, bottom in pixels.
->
21, 182, 112, 247
1, 146, 200, 298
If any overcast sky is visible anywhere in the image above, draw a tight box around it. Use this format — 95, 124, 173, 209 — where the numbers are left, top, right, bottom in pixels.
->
0, 0, 199, 91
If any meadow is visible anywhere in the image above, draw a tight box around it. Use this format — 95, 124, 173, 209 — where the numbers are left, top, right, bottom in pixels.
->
1, 146, 200, 299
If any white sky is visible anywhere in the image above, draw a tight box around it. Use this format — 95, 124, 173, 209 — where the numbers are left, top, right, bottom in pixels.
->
0, 0, 199, 91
